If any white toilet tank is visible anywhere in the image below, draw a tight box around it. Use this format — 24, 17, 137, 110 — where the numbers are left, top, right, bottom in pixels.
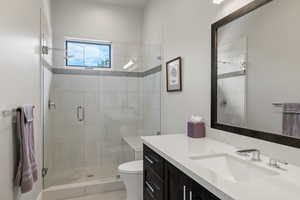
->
118, 160, 143, 200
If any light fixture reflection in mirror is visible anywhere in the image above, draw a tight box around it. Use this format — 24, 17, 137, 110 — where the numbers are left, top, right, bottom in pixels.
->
213, 0, 225, 4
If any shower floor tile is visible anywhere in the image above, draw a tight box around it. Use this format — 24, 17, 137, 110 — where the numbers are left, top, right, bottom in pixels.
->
65, 190, 126, 200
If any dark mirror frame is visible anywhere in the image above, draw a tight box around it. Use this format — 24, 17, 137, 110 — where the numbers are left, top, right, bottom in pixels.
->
211, 0, 300, 149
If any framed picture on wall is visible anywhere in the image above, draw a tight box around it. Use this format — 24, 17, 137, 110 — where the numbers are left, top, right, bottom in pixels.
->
166, 57, 182, 92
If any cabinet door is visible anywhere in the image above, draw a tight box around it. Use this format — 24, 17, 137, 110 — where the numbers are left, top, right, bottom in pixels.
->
144, 145, 165, 178
164, 163, 214, 200
181, 174, 204, 200
144, 165, 164, 200
164, 162, 183, 200
183, 175, 220, 200
193, 180, 220, 200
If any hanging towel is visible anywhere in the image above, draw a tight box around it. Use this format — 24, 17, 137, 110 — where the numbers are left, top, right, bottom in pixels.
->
15, 105, 38, 193
283, 103, 300, 138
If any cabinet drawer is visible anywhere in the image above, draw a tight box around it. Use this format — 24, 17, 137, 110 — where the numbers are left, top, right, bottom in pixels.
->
144, 145, 164, 178
144, 188, 158, 200
144, 166, 164, 200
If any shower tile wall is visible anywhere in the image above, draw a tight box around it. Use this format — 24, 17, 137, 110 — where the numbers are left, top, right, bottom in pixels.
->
45, 74, 142, 187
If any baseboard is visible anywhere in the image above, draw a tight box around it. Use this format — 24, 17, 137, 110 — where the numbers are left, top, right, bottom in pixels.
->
37, 191, 43, 200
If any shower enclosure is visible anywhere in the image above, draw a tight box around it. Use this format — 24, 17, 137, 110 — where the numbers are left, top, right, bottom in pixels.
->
42, 42, 162, 188
217, 38, 248, 128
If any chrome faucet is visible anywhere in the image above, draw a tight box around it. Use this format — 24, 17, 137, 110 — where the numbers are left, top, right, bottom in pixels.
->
236, 149, 261, 161
268, 158, 288, 170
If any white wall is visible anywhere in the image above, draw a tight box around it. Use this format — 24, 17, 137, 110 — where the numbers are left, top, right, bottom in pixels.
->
143, 0, 300, 166
159, 0, 216, 135
51, 0, 144, 71
0, 0, 43, 199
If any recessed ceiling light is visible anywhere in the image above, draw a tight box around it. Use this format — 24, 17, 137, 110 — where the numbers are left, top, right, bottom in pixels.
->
213, 0, 224, 4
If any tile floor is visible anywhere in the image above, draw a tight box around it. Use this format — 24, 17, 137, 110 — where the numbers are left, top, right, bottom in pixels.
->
65, 190, 126, 200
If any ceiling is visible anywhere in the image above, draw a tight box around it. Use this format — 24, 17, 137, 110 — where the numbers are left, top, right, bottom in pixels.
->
64, 0, 149, 7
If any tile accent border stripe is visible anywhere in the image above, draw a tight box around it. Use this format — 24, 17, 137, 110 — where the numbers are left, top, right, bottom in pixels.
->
42, 58, 53, 71
218, 70, 246, 79
51, 65, 162, 78
52, 68, 141, 77
142, 65, 162, 77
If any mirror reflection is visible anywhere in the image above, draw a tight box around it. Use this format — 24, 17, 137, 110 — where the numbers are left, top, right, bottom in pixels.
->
217, 0, 300, 138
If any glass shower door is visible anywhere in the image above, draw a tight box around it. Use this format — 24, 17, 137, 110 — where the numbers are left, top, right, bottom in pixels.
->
44, 74, 140, 187
44, 85, 86, 187
81, 75, 142, 181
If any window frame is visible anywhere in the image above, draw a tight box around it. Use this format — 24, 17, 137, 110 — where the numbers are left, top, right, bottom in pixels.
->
65, 40, 112, 68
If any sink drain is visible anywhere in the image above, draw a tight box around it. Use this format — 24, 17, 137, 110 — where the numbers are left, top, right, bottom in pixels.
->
87, 174, 94, 178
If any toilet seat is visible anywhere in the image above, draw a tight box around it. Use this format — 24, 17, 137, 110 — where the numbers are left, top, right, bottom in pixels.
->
118, 160, 143, 174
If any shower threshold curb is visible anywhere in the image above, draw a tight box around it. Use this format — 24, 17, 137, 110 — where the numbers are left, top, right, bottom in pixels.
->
43, 177, 124, 200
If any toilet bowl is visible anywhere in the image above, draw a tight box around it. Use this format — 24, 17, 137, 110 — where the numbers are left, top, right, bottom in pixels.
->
118, 160, 143, 200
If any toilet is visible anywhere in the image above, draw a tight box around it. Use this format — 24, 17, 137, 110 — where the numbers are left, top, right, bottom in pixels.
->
118, 160, 143, 200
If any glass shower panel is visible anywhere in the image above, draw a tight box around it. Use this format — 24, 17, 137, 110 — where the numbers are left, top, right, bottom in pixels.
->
142, 43, 162, 137
97, 75, 142, 177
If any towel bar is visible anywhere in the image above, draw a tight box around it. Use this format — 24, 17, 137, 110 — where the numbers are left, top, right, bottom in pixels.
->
283, 111, 300, 114
1, 110, 16, 117
272, 103, 300, 114
1, 106, 35, 118
272, 103, 283, 107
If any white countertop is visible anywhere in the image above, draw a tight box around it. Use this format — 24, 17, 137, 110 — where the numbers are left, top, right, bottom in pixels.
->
142, 134, 300, 200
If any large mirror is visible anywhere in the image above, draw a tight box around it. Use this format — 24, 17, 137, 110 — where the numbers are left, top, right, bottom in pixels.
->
211, 0, 300, 148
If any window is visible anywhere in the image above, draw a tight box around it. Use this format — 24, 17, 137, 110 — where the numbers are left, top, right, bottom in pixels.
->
66, 40, 111, 68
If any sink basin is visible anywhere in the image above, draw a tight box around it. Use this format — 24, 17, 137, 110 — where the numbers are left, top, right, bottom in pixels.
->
190, 154, 279, 182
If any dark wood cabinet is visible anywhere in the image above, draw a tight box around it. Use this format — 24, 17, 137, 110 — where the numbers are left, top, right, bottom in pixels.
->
144, 145, 164, 200
164, 162, 182, 200
144, 144, 220, 200
144, 145, 164, 178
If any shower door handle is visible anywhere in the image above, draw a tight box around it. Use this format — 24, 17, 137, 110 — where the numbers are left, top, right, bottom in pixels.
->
82, 106, 85, 121
77, 106, 85, 122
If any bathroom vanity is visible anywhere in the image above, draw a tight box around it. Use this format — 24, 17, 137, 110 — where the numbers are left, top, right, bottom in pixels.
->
143, 144, 219, 200
142, 134, 300, 200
